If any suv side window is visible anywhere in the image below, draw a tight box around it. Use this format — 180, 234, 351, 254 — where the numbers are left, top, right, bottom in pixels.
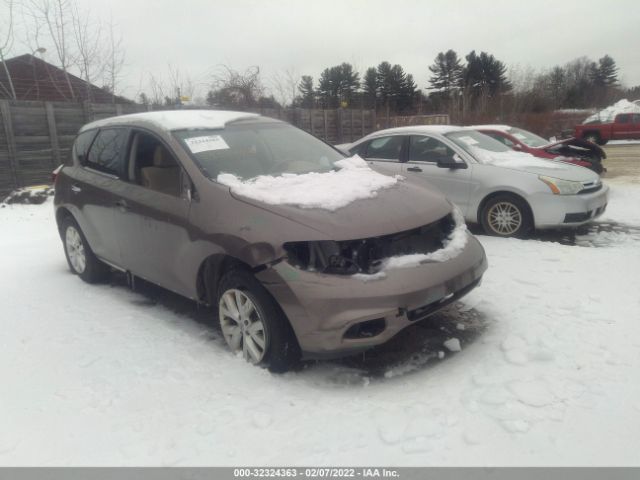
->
363, 136, 403, 161
409, 135, 456, 163
128, 131, 183, 197
71, 130, 97, 166
85, 128, 129, 177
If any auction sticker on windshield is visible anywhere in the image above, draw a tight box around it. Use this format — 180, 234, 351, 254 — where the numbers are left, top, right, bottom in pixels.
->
185, 135, 230, 154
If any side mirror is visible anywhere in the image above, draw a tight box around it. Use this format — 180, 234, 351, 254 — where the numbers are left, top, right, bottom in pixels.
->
512, 144, 522, 151
437, 154, 467, 169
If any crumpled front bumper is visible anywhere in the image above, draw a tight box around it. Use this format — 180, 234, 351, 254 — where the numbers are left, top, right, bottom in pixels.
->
256, 233, 487, 358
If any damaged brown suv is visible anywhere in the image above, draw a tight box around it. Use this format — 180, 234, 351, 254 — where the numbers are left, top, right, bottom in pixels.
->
54, 110, 487, 371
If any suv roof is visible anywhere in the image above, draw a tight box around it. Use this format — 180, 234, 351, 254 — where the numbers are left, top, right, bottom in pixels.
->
79, 110, 261, 133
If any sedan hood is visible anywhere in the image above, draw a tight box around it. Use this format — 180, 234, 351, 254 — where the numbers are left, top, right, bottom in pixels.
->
478, 150, 599, 182
228, 178, 452, 241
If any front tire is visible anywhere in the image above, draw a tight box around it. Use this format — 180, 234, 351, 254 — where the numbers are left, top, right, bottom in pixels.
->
217, 269, 300, 372
61, 216, 109, 283
480, 194, 532, 238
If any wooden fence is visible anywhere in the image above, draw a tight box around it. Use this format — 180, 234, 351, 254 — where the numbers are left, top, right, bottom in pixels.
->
0, 99, 449, 197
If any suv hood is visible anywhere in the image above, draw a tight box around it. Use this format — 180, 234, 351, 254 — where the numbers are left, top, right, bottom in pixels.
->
228, 179, 452, 241
478, 150, 598, 182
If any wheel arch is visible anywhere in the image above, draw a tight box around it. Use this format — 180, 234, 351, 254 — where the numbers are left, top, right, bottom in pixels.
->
55, 206, 74, 239
196, 253, 255, 306
477, 190, 535, 226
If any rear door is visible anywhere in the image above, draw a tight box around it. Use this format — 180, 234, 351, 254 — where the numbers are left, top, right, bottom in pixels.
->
402, 135, 474, 215
71, 127, 130, 267
355, 135, 406, 176
109, 130, 193, 297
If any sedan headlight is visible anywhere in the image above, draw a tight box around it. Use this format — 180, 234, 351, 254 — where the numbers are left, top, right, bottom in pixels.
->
538, 175, 583, 195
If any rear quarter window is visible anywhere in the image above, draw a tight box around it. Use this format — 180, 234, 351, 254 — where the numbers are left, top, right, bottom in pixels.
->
85, 128, 129, 177
71, 129, 97, 166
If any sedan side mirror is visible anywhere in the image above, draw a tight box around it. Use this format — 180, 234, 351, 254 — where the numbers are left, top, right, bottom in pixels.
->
437, 154, 468, 170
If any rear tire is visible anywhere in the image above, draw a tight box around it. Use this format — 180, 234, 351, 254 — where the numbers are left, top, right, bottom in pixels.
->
217, 268, 300, 373
61, 216, 109, 283
480, 194, 532, 238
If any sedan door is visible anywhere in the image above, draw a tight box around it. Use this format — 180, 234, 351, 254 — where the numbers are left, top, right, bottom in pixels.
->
402, 135, 474, 216
356, 135, 406, 175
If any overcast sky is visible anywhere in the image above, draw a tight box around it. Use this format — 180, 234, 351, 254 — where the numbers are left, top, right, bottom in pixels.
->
70, 0, 640, 100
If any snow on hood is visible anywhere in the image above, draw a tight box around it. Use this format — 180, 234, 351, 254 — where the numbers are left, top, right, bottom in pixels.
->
583, 99, 640, 124
354, 208, 468, 281
470, 146, 565, 170
470, 146, 599, 181
216, 155, 401, 211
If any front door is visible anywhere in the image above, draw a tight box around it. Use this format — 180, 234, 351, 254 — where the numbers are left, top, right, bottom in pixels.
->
111, 131, 193, 297
402, 135, 474, 216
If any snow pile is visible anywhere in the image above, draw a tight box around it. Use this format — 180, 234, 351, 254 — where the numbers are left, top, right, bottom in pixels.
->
354, 208, 468, 281
217, 155, 401, 211
583, 99, 640, 124
1, 186, 53, 205
470, 147, 565, 170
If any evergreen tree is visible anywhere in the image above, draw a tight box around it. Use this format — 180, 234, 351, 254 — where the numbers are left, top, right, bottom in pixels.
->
463, 51, 511, 97
363, 67, 378, 108
297, 75, 315, 108
317, 63, 360, 108
428, 49, 463, 94
597, 55, 618, 87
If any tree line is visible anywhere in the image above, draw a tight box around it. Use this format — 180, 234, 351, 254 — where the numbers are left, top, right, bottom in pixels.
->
198, 50, 637, 120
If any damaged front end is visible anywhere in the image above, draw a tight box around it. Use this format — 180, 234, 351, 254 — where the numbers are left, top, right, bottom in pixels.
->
545, 138, 607, 174
284, 213, 456, 275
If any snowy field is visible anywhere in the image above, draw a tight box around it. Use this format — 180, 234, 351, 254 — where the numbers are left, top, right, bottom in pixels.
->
1, 179, 640, 466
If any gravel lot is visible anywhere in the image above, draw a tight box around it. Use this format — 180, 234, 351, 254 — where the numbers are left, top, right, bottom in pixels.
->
603, 144, 640, 181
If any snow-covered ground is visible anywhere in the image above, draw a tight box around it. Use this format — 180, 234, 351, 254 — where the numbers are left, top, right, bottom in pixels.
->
1, 182, 640, 466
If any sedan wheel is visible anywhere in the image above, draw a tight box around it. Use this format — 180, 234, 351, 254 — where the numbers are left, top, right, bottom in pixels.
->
480, 194, 532, 238
487, 201, 522, 236
219, 288, 268, 364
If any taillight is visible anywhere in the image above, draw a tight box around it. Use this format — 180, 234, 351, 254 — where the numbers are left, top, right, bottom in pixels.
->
52, 165, 63, 184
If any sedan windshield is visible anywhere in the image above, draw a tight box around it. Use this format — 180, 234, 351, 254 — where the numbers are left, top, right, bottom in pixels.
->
446, 130, 511, 157
174, 122, 344, 180
508, 127, 549, 148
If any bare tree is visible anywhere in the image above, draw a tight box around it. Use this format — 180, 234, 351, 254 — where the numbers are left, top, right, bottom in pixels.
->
26, 0, 77, 99
270, 67, 299, 108
210, 65, 264, 108
102, 14, 125, 102
70, 1, 102, 102
0, 0, 17, 99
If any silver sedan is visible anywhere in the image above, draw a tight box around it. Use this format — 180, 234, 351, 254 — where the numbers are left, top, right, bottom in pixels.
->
337, 125, 609, 237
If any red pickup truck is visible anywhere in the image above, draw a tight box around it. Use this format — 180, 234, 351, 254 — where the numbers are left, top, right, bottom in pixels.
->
574, 112, 640, 145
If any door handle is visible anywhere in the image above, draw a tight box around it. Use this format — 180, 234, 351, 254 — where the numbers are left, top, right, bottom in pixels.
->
115, 199, 129, 212
70, 184, 82, 193
407, 166, 423, 172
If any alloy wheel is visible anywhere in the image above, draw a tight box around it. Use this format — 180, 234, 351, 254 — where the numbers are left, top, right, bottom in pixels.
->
219, 289, 267, 363
487, 201, 522, 235
65, 226, 87, 274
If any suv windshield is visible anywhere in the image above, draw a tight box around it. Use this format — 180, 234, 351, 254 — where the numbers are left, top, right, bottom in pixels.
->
446, 130, 511, 157
508, 127, 549, 147
174, 122, 344, 180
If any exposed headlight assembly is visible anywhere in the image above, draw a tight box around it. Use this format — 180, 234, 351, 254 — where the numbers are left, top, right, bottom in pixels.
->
539, 175, 583, 195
